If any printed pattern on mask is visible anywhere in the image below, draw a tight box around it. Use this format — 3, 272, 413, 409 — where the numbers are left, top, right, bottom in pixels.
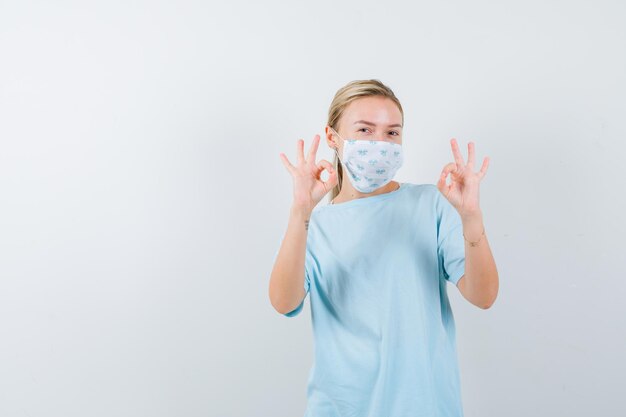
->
342, 139, 403, 193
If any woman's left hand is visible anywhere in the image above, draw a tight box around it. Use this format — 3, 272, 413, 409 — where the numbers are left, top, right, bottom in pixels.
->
436, 138, 490, 218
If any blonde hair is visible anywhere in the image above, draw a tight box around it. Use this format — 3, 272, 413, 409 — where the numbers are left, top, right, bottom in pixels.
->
326, 79, 404, 202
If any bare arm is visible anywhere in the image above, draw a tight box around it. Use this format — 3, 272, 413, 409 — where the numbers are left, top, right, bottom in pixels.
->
456, 210, 499, 309
437, 138, 498, 309
268, 133, 337, 315
268, 204, 311, 314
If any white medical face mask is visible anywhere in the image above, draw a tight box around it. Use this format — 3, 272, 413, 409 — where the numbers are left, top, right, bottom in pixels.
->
331, 128, 403, 193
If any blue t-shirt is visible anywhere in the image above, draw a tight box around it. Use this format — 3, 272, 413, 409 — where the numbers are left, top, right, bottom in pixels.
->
281, 182, 466, 417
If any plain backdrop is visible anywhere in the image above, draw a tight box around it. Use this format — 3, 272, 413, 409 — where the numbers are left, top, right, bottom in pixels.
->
1, 1, 625, 416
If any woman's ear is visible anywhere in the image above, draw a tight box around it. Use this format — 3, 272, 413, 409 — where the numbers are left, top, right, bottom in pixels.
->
325, 125, 338, 150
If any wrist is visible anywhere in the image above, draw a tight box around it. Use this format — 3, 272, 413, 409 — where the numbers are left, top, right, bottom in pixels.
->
461, 213, 485, 245
460, 208, 483, 222
290, 203, 313, 218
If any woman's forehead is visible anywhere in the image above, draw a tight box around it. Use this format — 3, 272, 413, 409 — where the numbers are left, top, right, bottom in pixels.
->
342, 97, 403, 127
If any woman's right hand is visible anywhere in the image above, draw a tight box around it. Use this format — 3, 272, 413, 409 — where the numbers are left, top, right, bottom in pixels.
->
279, 134, 338, 212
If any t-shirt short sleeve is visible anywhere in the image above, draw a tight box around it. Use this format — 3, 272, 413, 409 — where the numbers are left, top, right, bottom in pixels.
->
283, 266, 310, 317
434, 187, 466, 286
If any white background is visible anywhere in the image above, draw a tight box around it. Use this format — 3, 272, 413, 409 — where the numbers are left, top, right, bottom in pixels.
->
1, 1, 625, 416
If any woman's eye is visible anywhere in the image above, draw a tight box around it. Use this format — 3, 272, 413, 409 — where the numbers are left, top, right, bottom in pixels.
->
357, 128, 399, 135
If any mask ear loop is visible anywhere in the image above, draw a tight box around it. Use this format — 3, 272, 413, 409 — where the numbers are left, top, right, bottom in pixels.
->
330, 127, 344, 191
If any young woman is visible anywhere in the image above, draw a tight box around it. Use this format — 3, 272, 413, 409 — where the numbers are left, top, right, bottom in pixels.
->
269, 79, 499, 416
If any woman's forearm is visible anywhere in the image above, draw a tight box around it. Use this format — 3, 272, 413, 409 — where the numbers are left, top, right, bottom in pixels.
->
458, 211, 499, 309
268, 204, 311, 314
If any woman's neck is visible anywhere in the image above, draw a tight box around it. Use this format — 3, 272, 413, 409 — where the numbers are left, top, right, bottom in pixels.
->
331, 181, 401, 205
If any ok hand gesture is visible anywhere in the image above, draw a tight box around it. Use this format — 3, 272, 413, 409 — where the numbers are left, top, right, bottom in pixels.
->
437, 138, 490, 218
280, 134, 338, 212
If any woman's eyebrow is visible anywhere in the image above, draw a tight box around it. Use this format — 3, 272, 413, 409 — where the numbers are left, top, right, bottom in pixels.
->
353, 120, 403, 128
